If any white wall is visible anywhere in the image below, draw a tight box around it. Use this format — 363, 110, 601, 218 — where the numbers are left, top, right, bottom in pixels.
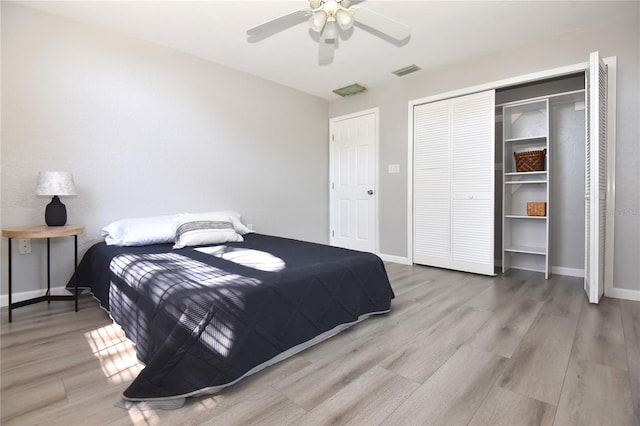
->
330, 9, 639, 294
1, 3, 329, 298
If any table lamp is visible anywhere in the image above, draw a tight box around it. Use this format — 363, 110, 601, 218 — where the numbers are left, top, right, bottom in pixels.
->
36, 171, 77, 226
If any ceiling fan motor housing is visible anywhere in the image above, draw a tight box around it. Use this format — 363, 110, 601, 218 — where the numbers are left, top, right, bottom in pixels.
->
310, 0, 352, 9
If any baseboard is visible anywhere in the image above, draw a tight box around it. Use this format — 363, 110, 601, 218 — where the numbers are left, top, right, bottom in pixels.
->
551, 266, 585, 278
378, 254, 412, 265
0, 286, 68, 308
499, 265, 585, 278
606, 287, 640, 302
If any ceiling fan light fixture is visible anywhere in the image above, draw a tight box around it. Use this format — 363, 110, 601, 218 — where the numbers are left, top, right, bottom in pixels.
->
309, 0, 323, 9
309, 10, 328, 32
335, 9, 354, 30
340, 0, 351, 7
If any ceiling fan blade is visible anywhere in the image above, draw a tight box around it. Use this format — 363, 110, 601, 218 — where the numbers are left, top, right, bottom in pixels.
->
353, 7, 411, 41
319, 40, 335, 63
247, 9, 310, 38
319, 27, 336, 64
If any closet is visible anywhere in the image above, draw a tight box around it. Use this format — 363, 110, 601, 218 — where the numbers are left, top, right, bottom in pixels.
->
411, 52, 609, 303
497, 85, 587, 279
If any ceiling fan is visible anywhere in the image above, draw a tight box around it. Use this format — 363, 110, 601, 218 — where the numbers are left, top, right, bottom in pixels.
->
246, 0, 411, 63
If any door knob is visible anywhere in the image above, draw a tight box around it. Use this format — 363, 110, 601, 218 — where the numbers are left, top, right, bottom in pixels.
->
367, 189, 374, 195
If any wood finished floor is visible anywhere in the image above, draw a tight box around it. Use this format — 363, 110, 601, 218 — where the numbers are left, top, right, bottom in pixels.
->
1, 263, 639, 426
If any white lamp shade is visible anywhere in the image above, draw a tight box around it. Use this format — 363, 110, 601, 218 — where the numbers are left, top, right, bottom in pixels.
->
36, 171, 77, 196
335, 9, 354, 30
309, 10, 328, 32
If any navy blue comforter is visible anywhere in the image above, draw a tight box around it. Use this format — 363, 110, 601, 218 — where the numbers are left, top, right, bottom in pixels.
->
75, 233, 394, 401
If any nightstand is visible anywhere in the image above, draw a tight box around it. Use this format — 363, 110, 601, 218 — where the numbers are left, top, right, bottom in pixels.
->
2, 225, 84, 322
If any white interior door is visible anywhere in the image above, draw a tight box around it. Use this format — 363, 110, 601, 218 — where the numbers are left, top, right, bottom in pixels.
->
584, 51, 607, 303
329, 109, 377, 253
413, 99, 451, 269
450, 91, 495, 275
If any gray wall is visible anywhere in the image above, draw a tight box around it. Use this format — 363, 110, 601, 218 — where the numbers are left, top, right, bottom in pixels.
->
1, 3, 329, 298
329, 10, 639, 293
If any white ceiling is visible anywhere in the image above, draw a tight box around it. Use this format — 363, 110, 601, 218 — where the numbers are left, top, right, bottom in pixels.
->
16, 1, 633, 101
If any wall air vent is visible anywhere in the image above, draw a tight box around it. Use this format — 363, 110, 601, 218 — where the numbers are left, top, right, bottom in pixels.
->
333, 83, 367, 97
392, 64, 421, 77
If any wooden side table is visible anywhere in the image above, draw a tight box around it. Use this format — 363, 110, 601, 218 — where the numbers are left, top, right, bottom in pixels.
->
2, 225, 84, 322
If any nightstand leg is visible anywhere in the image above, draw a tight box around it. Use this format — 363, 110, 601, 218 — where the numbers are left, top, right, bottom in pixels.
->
8, 238, 12, 323
46, 238, 51, 303
74, 235, 78, 312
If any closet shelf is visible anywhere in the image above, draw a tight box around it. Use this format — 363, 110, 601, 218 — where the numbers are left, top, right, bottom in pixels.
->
504, 180, 547, 185
504, 215, 547, 219
504, 136, 547, 144
505, 171, 547, 176
504, 245, 546, 255
502, 98, 550, 278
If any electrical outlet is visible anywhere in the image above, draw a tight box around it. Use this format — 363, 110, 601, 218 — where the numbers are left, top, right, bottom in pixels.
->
18, 239, 31, 254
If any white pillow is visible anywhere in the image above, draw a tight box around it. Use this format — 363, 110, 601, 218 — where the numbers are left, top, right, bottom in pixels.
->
101, 214, 184, 246
185, 211, 252, 235
173, 219, 243, 249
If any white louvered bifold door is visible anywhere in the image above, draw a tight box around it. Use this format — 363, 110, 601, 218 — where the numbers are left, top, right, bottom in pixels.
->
450, 91, 495, 275
584, 51, 607, 304
413, 90, 495, 275
413, 100, 451, 269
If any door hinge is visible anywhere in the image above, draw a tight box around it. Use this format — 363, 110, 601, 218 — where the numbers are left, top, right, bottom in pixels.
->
331, 230, 335, 237
331, 134, 335, 142
331, 182, 335, 190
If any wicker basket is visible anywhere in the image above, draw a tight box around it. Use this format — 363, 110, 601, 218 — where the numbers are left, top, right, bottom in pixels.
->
514, 149, 546, 172
527, 202, 547, 216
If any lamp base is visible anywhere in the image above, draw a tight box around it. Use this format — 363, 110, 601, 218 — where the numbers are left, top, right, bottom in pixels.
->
45, 196, 67, 226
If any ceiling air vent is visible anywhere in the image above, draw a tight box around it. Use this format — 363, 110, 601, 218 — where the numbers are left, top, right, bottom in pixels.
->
333, 83, 367, 97
393, 64, 421, 77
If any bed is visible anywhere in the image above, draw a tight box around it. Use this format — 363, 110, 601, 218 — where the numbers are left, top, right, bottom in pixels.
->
74, 230, 395, 405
